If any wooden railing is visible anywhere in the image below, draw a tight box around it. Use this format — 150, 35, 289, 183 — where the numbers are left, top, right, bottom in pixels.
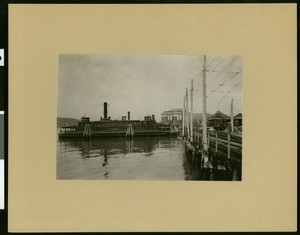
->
191, 129, 242, 159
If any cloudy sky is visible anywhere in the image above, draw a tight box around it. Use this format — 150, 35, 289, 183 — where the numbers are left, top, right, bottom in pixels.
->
58, 54, 242, 121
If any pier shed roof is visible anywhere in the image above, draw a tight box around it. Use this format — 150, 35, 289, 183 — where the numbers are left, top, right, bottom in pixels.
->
209, 111, 230, 120
161, 108, 183, 115
234, 113, 243, 119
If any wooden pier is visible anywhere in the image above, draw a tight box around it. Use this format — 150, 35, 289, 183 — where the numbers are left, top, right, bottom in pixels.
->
183, 129, 242, 181
181, 55, 242, 181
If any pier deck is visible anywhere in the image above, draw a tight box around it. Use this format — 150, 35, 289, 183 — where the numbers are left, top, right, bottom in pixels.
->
184, 129, 242, 180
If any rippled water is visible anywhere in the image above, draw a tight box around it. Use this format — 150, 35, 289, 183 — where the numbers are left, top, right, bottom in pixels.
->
57, 136, 198, 180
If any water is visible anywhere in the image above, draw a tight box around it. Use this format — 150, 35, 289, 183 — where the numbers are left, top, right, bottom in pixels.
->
57, 136, 203, 180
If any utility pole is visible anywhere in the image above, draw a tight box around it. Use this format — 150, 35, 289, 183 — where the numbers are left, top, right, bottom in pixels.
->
185, 88, 190, 139
190, 79, 194, 142
182, 95, 185, 136
202, 55, 208, 151
231, 98, 234, 132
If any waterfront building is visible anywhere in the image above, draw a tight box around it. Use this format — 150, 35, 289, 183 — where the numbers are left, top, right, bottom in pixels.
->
234, 113, 242, 126
160, 108, 211, 125
160, 109, 183, 125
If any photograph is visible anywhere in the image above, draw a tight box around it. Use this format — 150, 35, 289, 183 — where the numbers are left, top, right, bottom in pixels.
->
57, 54, 242, 180
4, 3, 297, 233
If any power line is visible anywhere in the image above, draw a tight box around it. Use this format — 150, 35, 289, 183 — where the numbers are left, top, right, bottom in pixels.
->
222, 56, 235, 83
207, 69, 242, 97
197, 56, 238, 88
217, 80, 242, 109
207, 70, 239, 73
184, 56, 242, 110
207, 56, 222, 70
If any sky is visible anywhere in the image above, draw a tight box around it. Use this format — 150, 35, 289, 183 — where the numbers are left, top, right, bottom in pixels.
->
58, 54, 242, 121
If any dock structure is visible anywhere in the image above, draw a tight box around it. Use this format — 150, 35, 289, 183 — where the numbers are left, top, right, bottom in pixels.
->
83, 123, 92, 138
125, 124, 134, 138
181, 55, 242, 181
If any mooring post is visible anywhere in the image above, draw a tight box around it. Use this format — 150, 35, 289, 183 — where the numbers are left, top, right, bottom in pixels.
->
83, 124, 86, 137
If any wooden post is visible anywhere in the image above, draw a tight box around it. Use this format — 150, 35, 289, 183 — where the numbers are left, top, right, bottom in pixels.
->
227, 132, 231, 159
83, 124, 86, 137
87, 124, 90, 137
182, 95, 185, 136
231, 98, 234, 132
202, 55, 209, 166
190, 79, 194, 142
185, 88, 190, 140
202, 55, 208, 151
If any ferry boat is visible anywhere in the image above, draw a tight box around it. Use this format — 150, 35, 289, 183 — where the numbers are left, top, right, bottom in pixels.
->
58, 102, 176, 139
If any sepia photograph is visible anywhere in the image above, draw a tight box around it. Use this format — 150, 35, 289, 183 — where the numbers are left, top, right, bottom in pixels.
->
6, 3, 297, 232
57, 54, 242, 180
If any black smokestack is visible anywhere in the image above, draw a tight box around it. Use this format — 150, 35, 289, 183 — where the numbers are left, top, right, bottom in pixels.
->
104, 102, 108, 119
128, 111, 130, 120
152, 114, 155, 120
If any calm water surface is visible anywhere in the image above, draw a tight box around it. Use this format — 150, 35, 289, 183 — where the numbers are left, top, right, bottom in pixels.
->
57, 136, 202, 180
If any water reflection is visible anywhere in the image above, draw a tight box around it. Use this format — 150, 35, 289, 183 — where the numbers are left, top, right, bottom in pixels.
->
59, 137, 158, 158
57, 137, 186, 180
57, 136, 231, 180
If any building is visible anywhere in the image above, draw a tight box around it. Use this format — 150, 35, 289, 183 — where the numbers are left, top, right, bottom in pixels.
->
208, 111, 230, 127
161, 109, 183, 125
207, 111, 242, 128
161, 108, 211, 125
209, 111, 230, 121
234, 113, 242, 126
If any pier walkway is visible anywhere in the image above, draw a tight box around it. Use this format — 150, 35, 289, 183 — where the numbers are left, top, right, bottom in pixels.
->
183, 129, 242, 181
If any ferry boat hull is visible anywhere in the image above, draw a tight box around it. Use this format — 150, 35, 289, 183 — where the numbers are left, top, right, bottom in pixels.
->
58, 103, 179, 139
58, 130, 172, 139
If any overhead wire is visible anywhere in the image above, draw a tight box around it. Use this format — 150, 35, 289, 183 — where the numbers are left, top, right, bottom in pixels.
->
184, 56, 242, 114
207, 69, 242, 97
216, 80, 242, 110
222, 56, 235, 83
207, 56, 222, 70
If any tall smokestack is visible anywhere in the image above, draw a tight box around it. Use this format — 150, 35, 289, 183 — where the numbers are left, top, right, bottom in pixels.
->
152, 114, 155, 121
128, 111, 130, 120
104, 102, 108, 119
